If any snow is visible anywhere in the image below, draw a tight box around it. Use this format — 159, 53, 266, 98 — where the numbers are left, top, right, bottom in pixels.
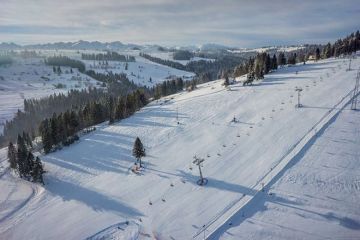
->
0, 57, 102, 134
0, 50, 196, 134
86, 221, 140, 240
147, 51, 215, 65
213, 101, 360, 240
82, 54, 195, 87
229, 46, 306, 54
0, 55, 359, 240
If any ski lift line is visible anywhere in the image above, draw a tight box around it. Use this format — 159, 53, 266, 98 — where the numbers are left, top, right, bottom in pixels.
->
193, 87, 357, 240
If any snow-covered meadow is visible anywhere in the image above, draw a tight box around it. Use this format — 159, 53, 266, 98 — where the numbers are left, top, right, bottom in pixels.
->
0, 55, 359, 240
81, 54, 195, 88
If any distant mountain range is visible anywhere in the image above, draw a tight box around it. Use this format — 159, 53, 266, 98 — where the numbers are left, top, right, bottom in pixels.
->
0, 40, 236, 52
0, 40, 307, 54
0, 40, 143, 51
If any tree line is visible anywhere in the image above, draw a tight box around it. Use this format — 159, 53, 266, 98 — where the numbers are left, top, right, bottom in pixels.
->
39, 89, 147, 153
173, 50, 194, 60
45, 56, 86, 73
153, 78, 184, 99
232, 30, 360, 84
81, 51, 135, 62
140, 52, 245, 82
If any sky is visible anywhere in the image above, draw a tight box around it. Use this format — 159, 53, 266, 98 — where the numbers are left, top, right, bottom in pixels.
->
0, 0, 359, 48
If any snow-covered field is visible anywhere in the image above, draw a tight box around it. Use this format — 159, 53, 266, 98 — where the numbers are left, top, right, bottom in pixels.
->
38, 49, 196, 86
0, 57, 101, 133
0, 55, 359, 240
229, 46, 306, 54
146, 51, 215, 65
82, 54, 195, 88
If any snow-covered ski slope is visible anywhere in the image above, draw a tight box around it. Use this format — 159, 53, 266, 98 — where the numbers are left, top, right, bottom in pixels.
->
213, 97, 360, 240
0, 55, 359, 240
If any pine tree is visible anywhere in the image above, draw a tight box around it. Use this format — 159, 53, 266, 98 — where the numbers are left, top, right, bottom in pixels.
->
132, 137, 146, 167
69, 111, 79, 135
56, 114, 66, 144
176, 78, 184, 91
223, 76, 230, 87
115, 97, 125, 120
24, 151, 35, 179
40, 119, 53, 154
23, 131, 32, 148
31, 157, 44, 184
272, 54, 278, 70
108, 97, 115, 124
16, 135, 28, 178
315, 48, 321, 61
50, 114, 58, 145
265, 54, 271, 74
7, 142, 17, 169
277, 52, 286, 66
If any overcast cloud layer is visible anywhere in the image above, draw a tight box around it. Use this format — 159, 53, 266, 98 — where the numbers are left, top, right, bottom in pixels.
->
0, 0, 359, 47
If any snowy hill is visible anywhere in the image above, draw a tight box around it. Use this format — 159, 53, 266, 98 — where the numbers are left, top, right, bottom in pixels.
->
0, 55, 359, 239
81, 54, 195, 87
228, 45, 306, 54
0, 57, 102, 134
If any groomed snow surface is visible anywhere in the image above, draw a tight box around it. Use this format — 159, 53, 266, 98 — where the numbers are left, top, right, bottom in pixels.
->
213, 99, 360, 240
0, 55, 359, 240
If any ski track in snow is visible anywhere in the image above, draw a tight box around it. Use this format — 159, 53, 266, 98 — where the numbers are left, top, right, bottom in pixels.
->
0, 54, 359, 239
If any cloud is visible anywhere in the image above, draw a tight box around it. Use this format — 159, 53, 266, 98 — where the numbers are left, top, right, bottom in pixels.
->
0, 0, 359, 47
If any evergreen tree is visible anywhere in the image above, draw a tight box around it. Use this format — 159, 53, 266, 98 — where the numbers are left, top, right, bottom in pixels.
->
16, 135, 28, 178
223, 76, 230, 87
23, 131, 32, 148
56, 114, 67, 144
176, 78, 184, 91
24, 151, 35, 179
69, 111, 79, 135
31, 157, 44, 184
40, 119, 53, 154
115, 97, 125, 120
7, 142, 17, 169
50, 114, 59, 145
272, 54, 278, 70
264, 54, 271, 74
315, 48, 321, 61
108, 97, 115, 124
277, 52, 286, 66
132, 137, 145, 167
